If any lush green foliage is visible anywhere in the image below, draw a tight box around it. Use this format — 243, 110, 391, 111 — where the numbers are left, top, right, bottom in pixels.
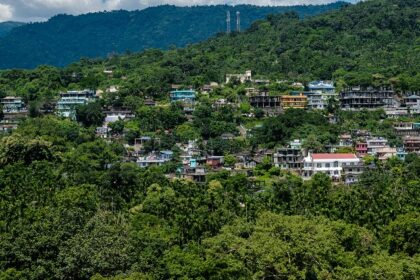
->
0, 1, 419, 279
0, 0, 418, 108
0, 120, 419, 278
0, 3, 346, 69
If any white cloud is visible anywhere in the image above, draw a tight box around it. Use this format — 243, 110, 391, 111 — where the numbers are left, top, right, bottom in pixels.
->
0, 0, 354, 22
0, 3, 13, 21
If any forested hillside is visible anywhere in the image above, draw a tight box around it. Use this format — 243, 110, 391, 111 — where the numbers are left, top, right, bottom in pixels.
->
0, 21, 25, 38
0, 2, 346, 69
0, 0, 419, 279
0, 0, 417, 105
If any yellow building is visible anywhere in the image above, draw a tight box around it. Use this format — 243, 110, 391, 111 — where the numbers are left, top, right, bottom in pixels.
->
281, 93, 308, 109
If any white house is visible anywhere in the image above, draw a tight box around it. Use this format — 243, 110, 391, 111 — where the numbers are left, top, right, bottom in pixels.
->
302, 153, 361, 180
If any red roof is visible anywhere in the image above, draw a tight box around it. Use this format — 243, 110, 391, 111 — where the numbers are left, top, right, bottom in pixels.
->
312, 153, 357, 160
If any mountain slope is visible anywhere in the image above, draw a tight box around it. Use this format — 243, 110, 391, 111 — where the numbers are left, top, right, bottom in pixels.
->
0, 21, 25, 38
0, 3, 347, 69
64, 0, 415, 94
0, 0, 418, 103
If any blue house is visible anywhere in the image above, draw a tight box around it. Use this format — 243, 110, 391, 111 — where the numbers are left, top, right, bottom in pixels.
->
170, 90, 196, 103
308, 81, 335, 94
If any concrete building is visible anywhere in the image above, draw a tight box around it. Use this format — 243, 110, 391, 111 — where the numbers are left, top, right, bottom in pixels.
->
394, 122, 420, 137
137, 151, 173, 168
56, 90, 96, 119
1, 96, 26, 113
341, 162, 366, 185
366, 137, 389, 155
302, 153, 361, 181
249, 93, 282, 115
273, 140, 303, 172
226, 70, 252, 84
340, 87, 396, 110
281, 94, 307, 109
170, 90, 196, 103
339, 134, 353, 147
403, 94, 420, 114
308, 81, 335, 94
249, 93, 281, 109
377, 147, 398, 161
404, 136, 420, 154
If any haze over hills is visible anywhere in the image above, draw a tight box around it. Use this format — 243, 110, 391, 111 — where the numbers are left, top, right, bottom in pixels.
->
0, 2, 348, 69
0, 21, 25, 38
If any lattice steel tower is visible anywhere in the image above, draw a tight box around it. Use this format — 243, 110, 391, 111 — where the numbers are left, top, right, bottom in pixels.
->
226, 11, 231, 34
236, 11, 241, 32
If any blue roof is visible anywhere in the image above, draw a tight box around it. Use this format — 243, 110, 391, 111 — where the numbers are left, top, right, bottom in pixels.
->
170, 90, 196, 94
308, 81, 335, 89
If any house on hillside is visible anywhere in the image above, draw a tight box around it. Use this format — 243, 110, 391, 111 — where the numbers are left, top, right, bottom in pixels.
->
1, 97, 26, 113
366, 137, 389, 155
170, 89, 197, 113
340, 87, 396, 110
137, 151, 173, 168
302, 153, 361, 181
56, 90, 96, 119
281, 93, 307, 109
273, 140, 304, 173
226, 70, 252, 84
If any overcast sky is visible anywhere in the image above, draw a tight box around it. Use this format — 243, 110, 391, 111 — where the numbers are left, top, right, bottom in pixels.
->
0, 0, 358, 22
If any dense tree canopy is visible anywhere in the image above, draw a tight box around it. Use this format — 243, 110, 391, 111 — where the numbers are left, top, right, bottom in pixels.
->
0, 0, 419, 279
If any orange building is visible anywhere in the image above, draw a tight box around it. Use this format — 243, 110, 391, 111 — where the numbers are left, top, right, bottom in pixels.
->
281, 93, 308, 109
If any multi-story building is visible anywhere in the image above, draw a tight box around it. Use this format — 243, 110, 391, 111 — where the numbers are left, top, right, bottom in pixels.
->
306, 92, 324, 110
306, 81, 337, 110
340, 87, 396, 110
377, 147, 398, 161
281, 94, 307, 109
137, 151, 173, 168
226, 70, 252, 84
308, 81, 336, 94
341, 162, 366, 185
355, 141, 368, 157
339, 134, 353, 147
170, 90, 196, 103
170, 90, 197, 113
394, 122, 420, 137
273, 140, 304, 173
302, 153, 361, 180
366, 137, 389, 155
403, 94, 420, 114
56, 90, 96, 119
249, 93, 281, 109
385, 108, 409, 119
404, 136, 420, 154
179, 163, 207, 183
1, 96, 26, 113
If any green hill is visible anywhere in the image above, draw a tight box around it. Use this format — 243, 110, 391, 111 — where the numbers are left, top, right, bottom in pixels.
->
0, 21, 25, 38
0, 3, 346, 69
0, 0, 418, 103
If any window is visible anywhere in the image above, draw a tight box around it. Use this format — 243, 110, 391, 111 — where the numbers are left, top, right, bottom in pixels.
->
326, 163, 330, 168
334, 161, 339, 168
317, 163, 322, 168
